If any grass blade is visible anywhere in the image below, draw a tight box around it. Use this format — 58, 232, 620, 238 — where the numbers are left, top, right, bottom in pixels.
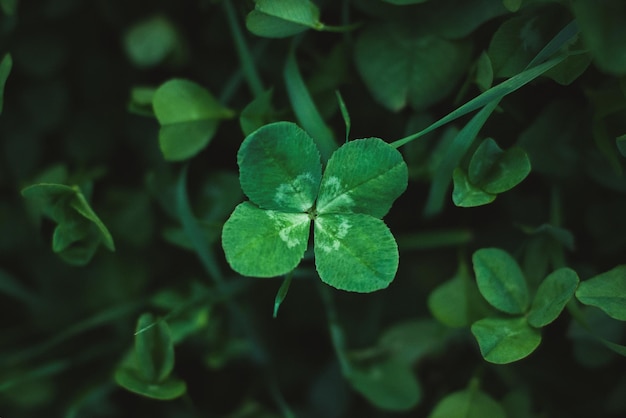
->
284, 47, 337, 162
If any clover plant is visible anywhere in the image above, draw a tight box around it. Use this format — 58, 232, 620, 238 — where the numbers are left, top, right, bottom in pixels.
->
222, 121, 408, 292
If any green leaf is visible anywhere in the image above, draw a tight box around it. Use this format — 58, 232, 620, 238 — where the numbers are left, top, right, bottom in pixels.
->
428, 262, 489, 328
1, 0, 17, 15
517, 100, 581, 179
21, 183, 115, 265
21, 183, 76, 222
273, 274, 292, 318
576, 265, 626, 321
481, 148, 531, 194
237, 121, 322, 212
52, 216, 92, 253
467, 138, 503, 185
391, 53, 572, 149
354, 22, 471, 112
471, 317, 541, 364
239, 89, 276, 136
452, 168, 497, 208
71, 191, 115, 251
123, 15, 178, 69
222, 202, 310, 277
543, 49, 592, 86
316, 138, 408, 217
528, 267, 579, 328
114, 368, 186, 400
314, 213, 398, 292
152, 79, 234, 161
284, 49, 337, 162
134, 313, 175, 383
502, 0, 522, 12
487, 13, 565, 78
468, 138, 531, 194
378, 319, 447, 364
335, 90, 351, 142
349, 358, 421, 411
429, 386, 507, 418
246, 0, 323, 38
616, 133, 626, 157
472, 248, 529, 314
0, 53, 12, 114
128, 86, 156, 117
475, 51, 494, 91
423, 100, 500, 217
425, 0, 509, 40
571, 0, 626, 75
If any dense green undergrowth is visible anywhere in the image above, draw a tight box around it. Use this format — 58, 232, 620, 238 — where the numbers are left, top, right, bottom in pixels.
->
2, 0, 626, 417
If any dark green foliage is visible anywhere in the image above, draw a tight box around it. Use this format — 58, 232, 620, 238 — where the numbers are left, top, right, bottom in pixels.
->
3, 0, 626, 417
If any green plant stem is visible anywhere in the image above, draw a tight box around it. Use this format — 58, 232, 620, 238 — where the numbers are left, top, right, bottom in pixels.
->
391, 21, 579, 149
423, 99, 500, 217
317, 283, 352, 376
391, 56, 566, 149
176, 167, 295, 416
320, 22, 362, 33
525, 20, 578, 69
223, 0, 264, 98
284, 45, 337, 162
0, 300, 142, 366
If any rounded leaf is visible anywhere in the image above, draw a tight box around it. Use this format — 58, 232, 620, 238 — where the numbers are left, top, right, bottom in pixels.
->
528, 267, 579, 328
379, 319, 447, 364
246, 0, 322, 39
480, 147, 531, 194
471, 317, 541, 364
428, 263, 489, 328
123, 16, 178, 68
115, 368, 186, 400
571, 0, 626, 76
468, 138, 504, 185
472, 248, 529, 314
452, 168, 496, 208
349, 358, 421, 411
314, 213, 398, 292
354, 22, 471, 111
575, 265, 626, 321
222, 202, 310, 277
153, 79, 233, 161
134, 313, 175, 383
238, 121, 322, 212
316, 138, 408, 217
429, 387, 506, 418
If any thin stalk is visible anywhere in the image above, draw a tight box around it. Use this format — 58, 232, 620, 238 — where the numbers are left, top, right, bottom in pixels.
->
223, 0, 264, 97
176, 167, 297, 415
318, 283, 352, 376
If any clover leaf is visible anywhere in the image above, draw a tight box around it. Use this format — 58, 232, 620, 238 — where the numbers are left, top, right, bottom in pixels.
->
221, 121, 408, 292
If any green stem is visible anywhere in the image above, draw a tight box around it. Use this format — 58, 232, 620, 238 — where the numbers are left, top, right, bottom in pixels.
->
176, 167, 298, 414
318, 283, 352, 375
284, 45, 338, 162
391, 55, 566, 149
391, 20, 579, 149
223, 0, 264, 98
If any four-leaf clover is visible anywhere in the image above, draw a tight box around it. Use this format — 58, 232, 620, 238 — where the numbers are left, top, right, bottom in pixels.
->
221, 121, 408, 292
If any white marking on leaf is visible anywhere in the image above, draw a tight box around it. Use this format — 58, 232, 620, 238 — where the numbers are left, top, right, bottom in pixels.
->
318, 176, 354, 213
274, 172, 317, 211
316, 216, 351, 253
267, 210, 308, 248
